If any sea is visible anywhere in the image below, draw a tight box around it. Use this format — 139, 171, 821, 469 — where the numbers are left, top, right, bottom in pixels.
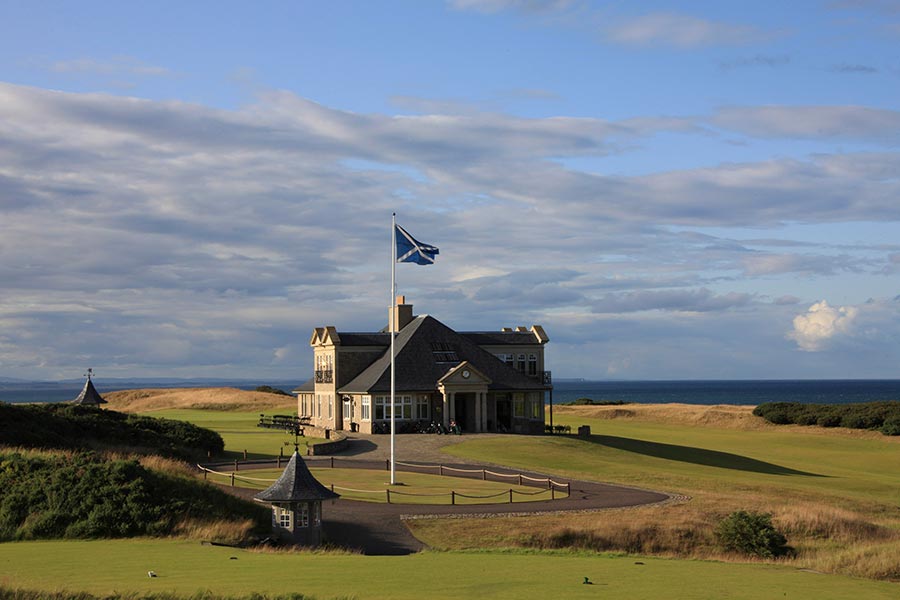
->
2, 379, 899, 406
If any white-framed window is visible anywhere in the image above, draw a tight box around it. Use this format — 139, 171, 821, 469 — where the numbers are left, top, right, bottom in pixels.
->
361, 395, 371, 421
343, 396, 352, 420
514, 392, 525, 418
528, 354, 538, 376
374, 396, 412, 420
297, 503, 309, 528
517, 354, 526, 372
417, 394, 430, 420
274, 506, 292, 529
313, 503, 321, 527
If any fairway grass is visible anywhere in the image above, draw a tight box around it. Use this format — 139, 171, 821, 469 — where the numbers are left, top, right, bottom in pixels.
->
204, 467, 566, 505
142, 408, 322, 460
420, 406, 900, 581
1, 539, 897, 600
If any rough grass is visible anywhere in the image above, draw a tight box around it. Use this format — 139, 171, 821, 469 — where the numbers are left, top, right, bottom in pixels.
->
104, 388, 297, 413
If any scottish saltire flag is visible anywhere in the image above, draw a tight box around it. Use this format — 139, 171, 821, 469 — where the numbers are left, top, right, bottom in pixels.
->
395, 224, 439, 265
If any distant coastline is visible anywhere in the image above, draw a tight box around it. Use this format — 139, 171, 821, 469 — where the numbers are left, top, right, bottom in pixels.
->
2, 378, 899, 406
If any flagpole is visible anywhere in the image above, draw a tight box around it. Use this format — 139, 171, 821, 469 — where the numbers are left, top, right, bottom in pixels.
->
390, 212, 397, 485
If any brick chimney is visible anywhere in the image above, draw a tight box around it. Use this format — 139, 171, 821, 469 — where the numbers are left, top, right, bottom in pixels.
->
390, 296, 414, 332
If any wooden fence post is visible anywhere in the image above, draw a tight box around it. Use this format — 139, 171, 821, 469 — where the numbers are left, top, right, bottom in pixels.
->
509, 489, 513, 503
451, 491, 456, 505
230, 473, 235, 487
482, 469, 486, 481
234, 459, 238, 471
386, 489, 391, 504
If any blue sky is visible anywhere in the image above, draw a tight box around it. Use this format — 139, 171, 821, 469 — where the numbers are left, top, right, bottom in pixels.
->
1, 1, 899, 381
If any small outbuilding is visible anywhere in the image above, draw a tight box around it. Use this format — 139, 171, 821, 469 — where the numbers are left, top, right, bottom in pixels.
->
71, 369, 107, 407
254, 449, 339, 546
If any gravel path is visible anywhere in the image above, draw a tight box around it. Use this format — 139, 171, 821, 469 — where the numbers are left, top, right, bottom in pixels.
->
213, 433, 673, 555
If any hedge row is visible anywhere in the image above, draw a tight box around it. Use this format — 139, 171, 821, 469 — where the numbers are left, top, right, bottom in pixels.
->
753, 401, 900, 435
0, 403, 224, 460
0, 450, 268, 542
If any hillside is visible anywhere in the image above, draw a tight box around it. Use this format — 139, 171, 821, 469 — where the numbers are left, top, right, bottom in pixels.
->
552, 402, 897, 439
103, 387, 297, 413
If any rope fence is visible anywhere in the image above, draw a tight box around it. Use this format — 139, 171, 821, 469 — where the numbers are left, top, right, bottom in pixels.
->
197, 459, 572, 505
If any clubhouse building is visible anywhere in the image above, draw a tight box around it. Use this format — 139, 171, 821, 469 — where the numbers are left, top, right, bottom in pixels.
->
295, 297, 551, 435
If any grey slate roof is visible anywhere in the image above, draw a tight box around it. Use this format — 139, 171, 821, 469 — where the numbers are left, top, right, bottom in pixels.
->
339, 315, 547, 394
461, 331, 541, 346
71, 378, 107, 406
292, 378, 315, 393
254, 451, 339, 502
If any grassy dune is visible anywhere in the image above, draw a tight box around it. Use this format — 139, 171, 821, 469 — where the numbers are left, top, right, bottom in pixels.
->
411, 404, 900, 581
104, 387, 297, 413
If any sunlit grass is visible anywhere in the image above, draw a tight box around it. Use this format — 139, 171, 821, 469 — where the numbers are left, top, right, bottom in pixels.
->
2, 539, 898, 600
141, 409, 323, 460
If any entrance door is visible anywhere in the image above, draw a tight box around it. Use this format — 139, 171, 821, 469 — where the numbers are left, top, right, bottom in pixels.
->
496, 399, 512, 433
457, 392, 482, 432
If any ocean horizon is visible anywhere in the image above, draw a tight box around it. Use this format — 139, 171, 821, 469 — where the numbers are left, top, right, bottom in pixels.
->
2, 378, 899, 406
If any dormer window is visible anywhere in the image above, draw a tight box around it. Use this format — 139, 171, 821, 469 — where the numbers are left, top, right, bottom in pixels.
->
431, 342, 459, 363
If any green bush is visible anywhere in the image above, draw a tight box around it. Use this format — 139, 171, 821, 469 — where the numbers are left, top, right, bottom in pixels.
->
255, 385, 291, 396
754, 401, 900, 436
0, 451, 268, 542
715, 510, 789, 558
881, 416, 900, 436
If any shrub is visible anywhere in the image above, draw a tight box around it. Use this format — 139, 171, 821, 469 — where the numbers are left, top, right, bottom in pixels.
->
754, 401, 900, 435
572, 397, 594, 405
0, 451, 268, 542
255, 385, 291, 396
881, 416, 900, 436
715, 510, 789, 558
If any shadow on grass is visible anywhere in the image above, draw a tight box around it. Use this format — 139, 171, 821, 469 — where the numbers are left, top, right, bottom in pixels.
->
584, 435, 825, 477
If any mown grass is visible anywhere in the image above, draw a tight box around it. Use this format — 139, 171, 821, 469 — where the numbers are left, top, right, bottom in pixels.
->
1, 539, 897, 600
142, 410, 323, 461
410, 407, 900, 581
204, 467, 565, 505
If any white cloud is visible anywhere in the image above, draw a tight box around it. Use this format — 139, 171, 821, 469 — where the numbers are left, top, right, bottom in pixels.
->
2, 81, 900, 378
603, 13, 766, 47
787, 300, 859, 351
712, 106, 900, 143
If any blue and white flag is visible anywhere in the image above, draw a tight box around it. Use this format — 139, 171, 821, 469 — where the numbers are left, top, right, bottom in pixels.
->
395, 224, 439, 265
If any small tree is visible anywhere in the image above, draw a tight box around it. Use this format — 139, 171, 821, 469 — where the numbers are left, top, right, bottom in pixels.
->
715, 511, 789, 558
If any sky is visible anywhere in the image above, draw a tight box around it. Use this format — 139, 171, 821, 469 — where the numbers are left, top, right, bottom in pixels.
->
1, 0, 899, 382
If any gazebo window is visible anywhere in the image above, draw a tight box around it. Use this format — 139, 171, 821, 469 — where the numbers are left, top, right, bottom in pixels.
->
275, 507, 292, 529
297, 504, 310, 527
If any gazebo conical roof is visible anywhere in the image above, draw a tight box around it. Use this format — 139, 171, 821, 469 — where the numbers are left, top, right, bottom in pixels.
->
71, 377, 107, 406
254, 450, 339, 503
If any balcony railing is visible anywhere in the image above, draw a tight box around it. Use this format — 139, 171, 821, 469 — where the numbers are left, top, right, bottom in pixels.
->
315, 369, 333, 384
